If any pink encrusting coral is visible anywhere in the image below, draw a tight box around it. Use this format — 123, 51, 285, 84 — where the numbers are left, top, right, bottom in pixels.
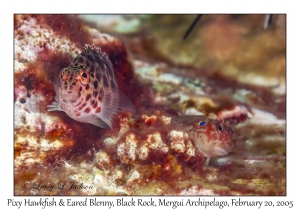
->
14, 15, 286, 195
98, 110, 233, 167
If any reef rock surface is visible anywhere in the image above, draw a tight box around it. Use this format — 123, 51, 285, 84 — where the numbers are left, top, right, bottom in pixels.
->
14, 14, 286, 195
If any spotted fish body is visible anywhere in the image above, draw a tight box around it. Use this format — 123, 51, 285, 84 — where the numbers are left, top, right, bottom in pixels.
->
47, 44, 133, 128
171, 115, 233, 165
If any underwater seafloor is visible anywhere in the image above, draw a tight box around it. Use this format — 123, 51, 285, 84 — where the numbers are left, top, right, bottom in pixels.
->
14, 14, 286, 195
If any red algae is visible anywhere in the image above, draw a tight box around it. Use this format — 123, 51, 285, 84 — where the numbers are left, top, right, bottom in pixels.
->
96, 109, 232, 177
36, 15, 90, 49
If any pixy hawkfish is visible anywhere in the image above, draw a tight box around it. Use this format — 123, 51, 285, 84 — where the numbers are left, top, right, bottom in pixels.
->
47, 44, 133, 128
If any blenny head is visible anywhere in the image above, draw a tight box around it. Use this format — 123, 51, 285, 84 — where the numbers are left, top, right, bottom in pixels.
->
172, 115, 233, 160
193, 118, 233, 158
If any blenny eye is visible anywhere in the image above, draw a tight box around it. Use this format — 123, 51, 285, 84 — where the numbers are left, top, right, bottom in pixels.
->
218, 125, 223, 133
198, 121, 206, 126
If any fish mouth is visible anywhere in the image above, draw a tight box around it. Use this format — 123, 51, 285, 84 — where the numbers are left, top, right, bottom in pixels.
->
213, 147, 229, 156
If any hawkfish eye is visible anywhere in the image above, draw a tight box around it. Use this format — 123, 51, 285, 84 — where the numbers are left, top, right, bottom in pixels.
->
81, 72, 87, 78
218, 125, 223, 133
198, 121, 206, 126
79, 70, 89, 85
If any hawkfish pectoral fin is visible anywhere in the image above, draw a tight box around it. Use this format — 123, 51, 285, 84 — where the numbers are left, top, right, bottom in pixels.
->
90, 114, 110, 128
47, 101, 62, 112
99, 88, 135, 129
47, 94, 62, 112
